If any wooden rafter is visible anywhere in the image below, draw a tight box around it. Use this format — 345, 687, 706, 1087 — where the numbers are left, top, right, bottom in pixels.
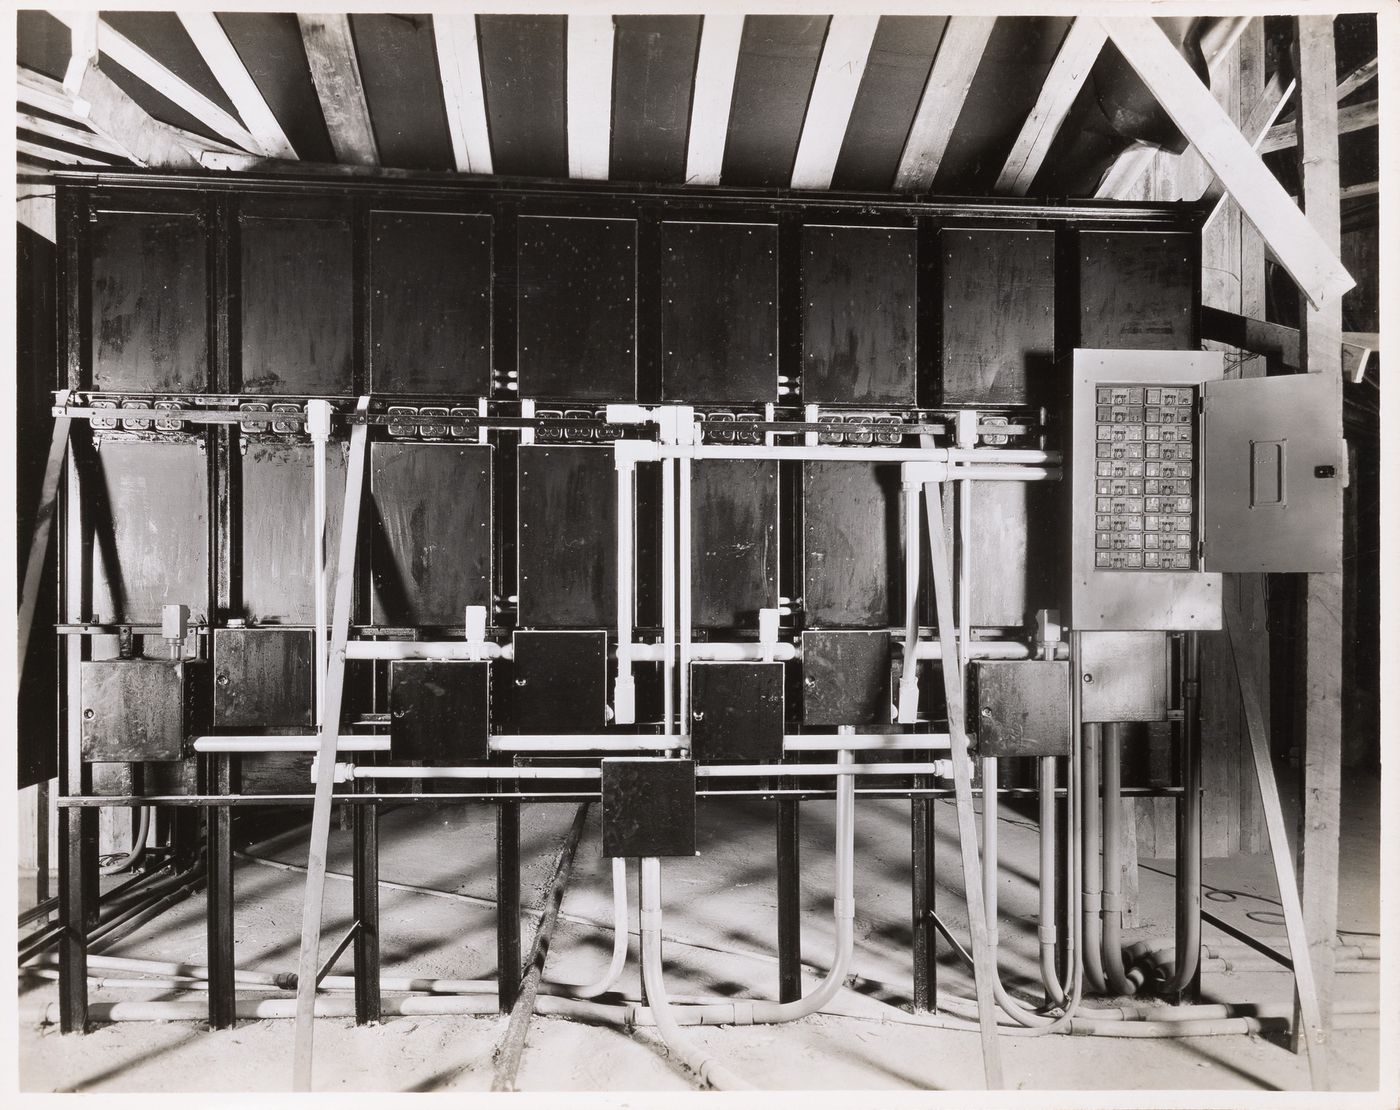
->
994, 18, 1106, 195
894, 17, 995, 192
298, 14, 379, 166
1258, 98, 1377, 154
48, 11, 262, 154
566, 15, 614, 180
177, 12, 297, 160
1100, 16, 1353, 309
685, 14, 745, 185
1334, 56, 1377, 101
789, 14, 880, 190
17, 111, 130, 159
433, 15, 493, 174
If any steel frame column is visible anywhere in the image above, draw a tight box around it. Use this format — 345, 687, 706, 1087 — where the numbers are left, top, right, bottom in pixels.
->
206, 754, 235, 1029
911, 787, 938, 1012
352, 778, 381, 1024
777, 798, 802, 1003
496, 800, 522, 1012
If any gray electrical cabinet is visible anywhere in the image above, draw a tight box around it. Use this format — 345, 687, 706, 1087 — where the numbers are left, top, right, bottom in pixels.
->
1070, 349, 1345, 631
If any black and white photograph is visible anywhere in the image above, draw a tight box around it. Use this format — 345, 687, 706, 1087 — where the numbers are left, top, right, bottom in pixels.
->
8, 1, 1395, 1103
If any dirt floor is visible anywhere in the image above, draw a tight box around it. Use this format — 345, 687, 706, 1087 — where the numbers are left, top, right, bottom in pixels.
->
16, 770, 1386, 1098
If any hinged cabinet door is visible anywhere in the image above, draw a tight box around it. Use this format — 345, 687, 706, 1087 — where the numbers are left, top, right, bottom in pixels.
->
1201, 373, 1343, 572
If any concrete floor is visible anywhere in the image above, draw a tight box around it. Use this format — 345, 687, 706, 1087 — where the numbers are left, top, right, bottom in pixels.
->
17, 773, 1385, 1097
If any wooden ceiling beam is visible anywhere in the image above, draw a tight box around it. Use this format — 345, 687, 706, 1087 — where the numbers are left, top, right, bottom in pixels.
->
566, 15, 615, 180
893, 17, 995, 192
1100, 16, 1353, 309
433, 15, 493, 174
789, 15, 880, 190
16, 138, 113, 167
994, 18, 1106, 195
177, 12, 297, 159
1259, 98, 1377, 154
17, 111, 131, 158
684, 14, 745, 185
18, 68, 89, 122
49, 11, 262, 154
298, 14, 379, 166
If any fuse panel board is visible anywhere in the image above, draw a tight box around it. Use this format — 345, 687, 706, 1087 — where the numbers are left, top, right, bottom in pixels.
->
1092, 383, 1198, 571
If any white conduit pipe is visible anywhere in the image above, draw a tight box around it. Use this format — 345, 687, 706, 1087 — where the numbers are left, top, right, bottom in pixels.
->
310, 400, 329, 727
627, 641, 801, 662
640, 857, 754, 1090
194, 736, 390, 753
661, 455, 675, 735
1038, 757, 1067, 1007
487, 734, 951, 754
678, 455, 692, 738
683, 445, 1057, 466
543, 857, 630, 999
344, 641, 510, 661
345, 763, 949, 781
897, 480, 922, 721
614, 458, 637, 723
99, 806, 151, 876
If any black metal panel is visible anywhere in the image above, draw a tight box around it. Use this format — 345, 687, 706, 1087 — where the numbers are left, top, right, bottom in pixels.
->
477, 15, 568, 178
238, 208, 353, 393
722, 16, 829, 187
518, 216, 637, 401
240, 441, 346, 624
91, 209, 208, 393
349, 14, 455, 171
690, 662, 784, 762
832, 17, 947, 192
80, 660, 206, 763
370, 443, 493, 626
970, 660, 1071, 757
801, 630, 891, 725
217, 13, 336, 163
389, 660, 491, 762
602, 758, 696, 857
932, 17, 1074, 193
1079, 231, 1195, 350
88, 441, 209, 623
237, 752, 312, 795
213, 629, 314, 729
967, 480, 1055, 628
802, 226, 917, 406
369, 211, 493, 395
517, 446, 617, 628
610, 16, 701, 184
802, 461, 902, 628
691, 459, 778, 629
660, 222, 778, 404
941, 229, 1055, 406
512, 631, 607, 734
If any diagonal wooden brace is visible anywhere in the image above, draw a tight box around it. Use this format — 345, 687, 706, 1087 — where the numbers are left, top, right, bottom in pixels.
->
1225, 599, 1328, 1090
19, 405, 72, 679
921, 478, 1004, 1090
292, 397, 369, 1090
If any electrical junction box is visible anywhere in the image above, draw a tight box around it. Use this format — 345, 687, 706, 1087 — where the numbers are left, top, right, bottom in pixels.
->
1078, 631, 1168, 723
512, 631, 608, 734
690, 662, 784, 762
389, 660, 491, 763
602, 758, 696, 858
802, 630, 891, 725
1070, 350, 1345, 631
970, 660, 1071, 757
213, 628, 314, 729
81, 659, 209, 763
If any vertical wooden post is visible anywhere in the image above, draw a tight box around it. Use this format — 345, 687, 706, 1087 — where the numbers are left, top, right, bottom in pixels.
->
496, 800, 522, 1013
352, 782, 381, 1025
910, 791, 937, 1012
206, 755, 236, 1029
1290, 15, 1344, 1062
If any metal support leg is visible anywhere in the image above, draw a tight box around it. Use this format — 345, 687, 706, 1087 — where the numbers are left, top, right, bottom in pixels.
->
922, 478, 1004, 1090
58, 805, 95, 1033
497, 800, 522, 1013
206, 755, 236, 1029
352, 784, 381, 1025
37, 779, 51, 905
777, 798, 802, 1003
911, 790, 938, 1013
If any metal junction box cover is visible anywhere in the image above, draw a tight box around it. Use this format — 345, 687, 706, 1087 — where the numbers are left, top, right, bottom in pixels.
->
690, 662, 784, 762
970, 661, 1070, 757
81, 659, 208, 763
802, 630, 891, 725
389, 660, 491, 763
1078, 631, 1168, 723
213, 628, 314, 729
602, 758, 696, 858
513, 631, 608, 734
